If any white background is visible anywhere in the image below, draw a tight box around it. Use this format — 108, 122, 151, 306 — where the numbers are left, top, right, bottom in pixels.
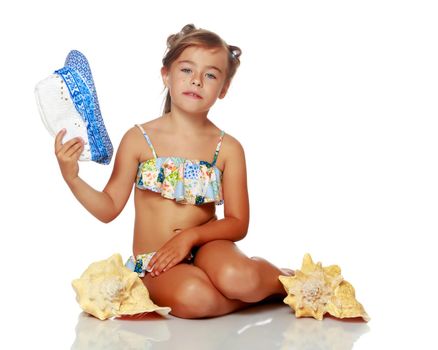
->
1, 0, 437, 348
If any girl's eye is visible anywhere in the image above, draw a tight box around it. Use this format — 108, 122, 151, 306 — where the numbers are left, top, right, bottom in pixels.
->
180, 68, 216, 79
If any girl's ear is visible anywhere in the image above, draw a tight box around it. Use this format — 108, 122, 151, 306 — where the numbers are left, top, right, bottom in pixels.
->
161, 66, 169, 87
219, 80, 231, 99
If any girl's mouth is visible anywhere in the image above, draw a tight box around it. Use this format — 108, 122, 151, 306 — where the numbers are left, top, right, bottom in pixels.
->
183, 91, 202, 99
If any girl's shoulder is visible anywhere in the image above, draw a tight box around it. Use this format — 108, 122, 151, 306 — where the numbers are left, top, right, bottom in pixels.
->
118, 119, 160, 159
222, 131, 244, 154
123, 116, 164, 139
220, 131, 246, 169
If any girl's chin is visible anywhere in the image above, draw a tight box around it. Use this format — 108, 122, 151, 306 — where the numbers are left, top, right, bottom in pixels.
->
172, 104, 210, 115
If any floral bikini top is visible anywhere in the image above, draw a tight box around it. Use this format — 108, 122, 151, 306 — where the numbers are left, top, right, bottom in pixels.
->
135, 124, 225, 205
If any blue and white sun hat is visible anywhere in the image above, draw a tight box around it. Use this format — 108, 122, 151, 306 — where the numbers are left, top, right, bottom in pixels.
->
35, 50, 113, 164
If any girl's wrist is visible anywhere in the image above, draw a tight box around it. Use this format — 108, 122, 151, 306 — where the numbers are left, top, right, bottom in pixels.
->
184, 227, 200, 247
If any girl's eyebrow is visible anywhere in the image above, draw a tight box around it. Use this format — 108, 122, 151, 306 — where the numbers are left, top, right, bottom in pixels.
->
178, 60, 223, 73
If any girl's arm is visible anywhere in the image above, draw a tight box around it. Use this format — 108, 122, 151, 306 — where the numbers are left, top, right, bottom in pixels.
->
188, 135, 250, 245
54, 127, 139, 223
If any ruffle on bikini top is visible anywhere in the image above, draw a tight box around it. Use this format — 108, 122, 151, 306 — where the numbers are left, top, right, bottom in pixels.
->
134, 124, 225, 206
136, 157, 224, 206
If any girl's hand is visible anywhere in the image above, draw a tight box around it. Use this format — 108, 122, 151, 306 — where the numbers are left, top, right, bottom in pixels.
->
147, 229, 195, 277
54, 129, 84, 184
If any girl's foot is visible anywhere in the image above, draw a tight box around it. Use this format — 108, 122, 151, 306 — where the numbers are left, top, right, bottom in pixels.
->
280, 268, 295, 276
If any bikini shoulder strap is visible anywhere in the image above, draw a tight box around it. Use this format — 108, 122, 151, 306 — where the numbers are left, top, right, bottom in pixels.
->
211, 130, 225, 166
135, 124, 158, 159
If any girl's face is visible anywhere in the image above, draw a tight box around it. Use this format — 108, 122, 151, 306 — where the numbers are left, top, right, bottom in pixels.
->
161, 46, 230, 114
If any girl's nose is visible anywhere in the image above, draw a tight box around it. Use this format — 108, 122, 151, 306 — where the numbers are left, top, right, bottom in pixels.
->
191, 79, 201, 87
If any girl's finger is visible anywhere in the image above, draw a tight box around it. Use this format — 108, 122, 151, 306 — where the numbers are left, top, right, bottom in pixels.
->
71, 146, 84, 161
54, 128, 66, 151
152, 253, 174, 275
155, 253, 174, 271
65, 139, 83, 158
56, 137, 81, 157
159, 255, 175, 271
148, 249, 169, 270
147, 251, 162, 270
162, 257, 178, 272
159, 253, 182, 274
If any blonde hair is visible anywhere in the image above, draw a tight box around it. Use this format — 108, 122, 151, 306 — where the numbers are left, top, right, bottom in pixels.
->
162, 24, 242, 114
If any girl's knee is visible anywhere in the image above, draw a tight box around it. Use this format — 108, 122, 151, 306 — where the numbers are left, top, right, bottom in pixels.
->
169, 278, 218, 319
215, 259, 261, 301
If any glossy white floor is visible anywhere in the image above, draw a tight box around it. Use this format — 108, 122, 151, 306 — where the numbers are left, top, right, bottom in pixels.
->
70, 302, 370, 350
2, 286, 434, 349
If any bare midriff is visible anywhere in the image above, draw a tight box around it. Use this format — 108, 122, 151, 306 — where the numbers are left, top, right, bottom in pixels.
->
132, 187, 218, 255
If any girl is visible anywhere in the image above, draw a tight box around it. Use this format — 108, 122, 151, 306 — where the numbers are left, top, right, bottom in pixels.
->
55, 24, 293, 319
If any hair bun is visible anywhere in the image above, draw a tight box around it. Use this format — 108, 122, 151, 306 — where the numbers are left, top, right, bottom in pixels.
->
166, 24, 197, 49
180, 24, 196, 35
229, 45, 242, 60
166, 34, 177, 49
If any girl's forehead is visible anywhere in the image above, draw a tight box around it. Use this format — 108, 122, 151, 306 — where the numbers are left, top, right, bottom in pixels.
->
177, 46, 228, 69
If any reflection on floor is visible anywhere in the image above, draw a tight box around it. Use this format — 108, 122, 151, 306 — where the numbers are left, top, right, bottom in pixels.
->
71, 301, 370, 350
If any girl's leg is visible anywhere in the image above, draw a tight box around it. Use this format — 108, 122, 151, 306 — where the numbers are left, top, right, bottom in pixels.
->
142, 263, 250, 319
193, 240, 292, 303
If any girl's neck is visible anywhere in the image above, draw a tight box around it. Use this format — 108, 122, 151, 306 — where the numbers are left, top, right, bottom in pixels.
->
163, 108, 212, 135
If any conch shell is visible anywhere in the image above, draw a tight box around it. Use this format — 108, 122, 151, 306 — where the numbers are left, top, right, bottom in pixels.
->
72, 254, 171, 320
279, 254, 369, 321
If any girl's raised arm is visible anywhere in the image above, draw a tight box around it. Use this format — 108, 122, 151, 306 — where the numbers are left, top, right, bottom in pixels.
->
54, 127, 139, 223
